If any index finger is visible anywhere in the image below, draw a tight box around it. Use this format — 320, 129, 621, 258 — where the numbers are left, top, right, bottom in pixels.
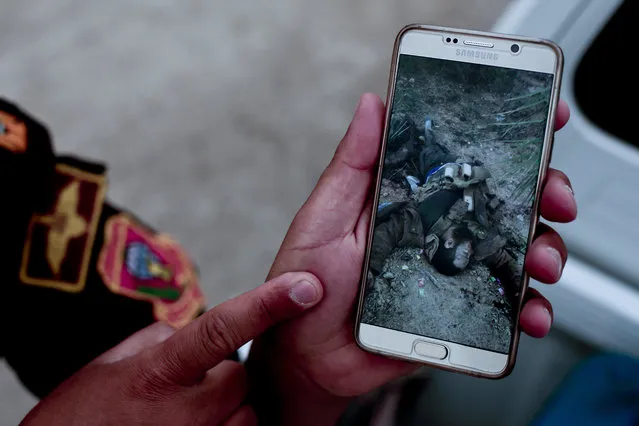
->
146, 272, 323, 385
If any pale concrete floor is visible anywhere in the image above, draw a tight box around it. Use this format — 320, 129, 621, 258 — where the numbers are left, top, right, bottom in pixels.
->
1, 1, 592, 424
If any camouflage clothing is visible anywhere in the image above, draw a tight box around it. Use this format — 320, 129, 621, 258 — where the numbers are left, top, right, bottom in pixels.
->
371, 115, 521, 302
383, 113, 449, 186
370, 193, 520, 301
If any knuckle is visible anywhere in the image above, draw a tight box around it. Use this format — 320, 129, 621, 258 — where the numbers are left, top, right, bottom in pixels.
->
255, 294, 279, 324
157, 343, 192, 381
122, 360, 175, 404
201, 313, 242, 360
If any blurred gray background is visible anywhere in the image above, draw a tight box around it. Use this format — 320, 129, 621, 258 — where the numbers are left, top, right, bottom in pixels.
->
0, 1, 593, 424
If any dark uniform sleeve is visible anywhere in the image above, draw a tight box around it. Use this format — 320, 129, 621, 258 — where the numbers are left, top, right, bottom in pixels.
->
0, 99, 223, 400
1, 98, 56, 367
369, 203, 424, 276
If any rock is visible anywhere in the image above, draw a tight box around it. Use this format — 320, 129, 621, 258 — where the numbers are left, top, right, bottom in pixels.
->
383, 272, 395, 280
401, 253, 412, 262
401, 265, 409, 271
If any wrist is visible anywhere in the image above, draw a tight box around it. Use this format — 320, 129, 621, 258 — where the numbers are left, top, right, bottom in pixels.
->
246, 338, 352, 426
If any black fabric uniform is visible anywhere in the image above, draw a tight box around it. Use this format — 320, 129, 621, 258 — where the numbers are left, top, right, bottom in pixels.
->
0, 99, 232, 400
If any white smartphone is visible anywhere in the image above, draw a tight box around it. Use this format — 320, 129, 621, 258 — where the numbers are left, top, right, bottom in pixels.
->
355, 25, 564, 378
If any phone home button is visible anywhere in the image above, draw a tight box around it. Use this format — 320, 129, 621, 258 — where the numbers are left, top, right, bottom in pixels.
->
414, 341, 448, 360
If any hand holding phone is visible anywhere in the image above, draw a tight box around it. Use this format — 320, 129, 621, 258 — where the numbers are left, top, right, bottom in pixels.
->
249, 27, 575, 426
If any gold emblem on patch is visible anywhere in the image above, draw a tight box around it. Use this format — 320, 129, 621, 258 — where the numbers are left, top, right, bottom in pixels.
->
20, 163, 107, 292
0, 110, 28, 153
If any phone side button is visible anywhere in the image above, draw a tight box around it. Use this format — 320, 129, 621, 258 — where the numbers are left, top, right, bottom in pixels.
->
413, 341, 448, 360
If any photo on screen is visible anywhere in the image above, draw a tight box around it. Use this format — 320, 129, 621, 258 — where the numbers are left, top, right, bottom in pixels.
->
362, 54, 554, 354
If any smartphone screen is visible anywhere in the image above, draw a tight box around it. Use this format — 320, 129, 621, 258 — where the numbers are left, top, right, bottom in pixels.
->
358, 29, 560, 374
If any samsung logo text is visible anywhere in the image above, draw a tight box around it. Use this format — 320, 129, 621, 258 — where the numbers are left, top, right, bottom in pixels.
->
456, 49, 499, 61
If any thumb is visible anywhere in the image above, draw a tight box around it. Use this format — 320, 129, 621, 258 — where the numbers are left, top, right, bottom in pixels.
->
281, 93, 384, 247
94, 322, 176, 364
147, 272, 323, 385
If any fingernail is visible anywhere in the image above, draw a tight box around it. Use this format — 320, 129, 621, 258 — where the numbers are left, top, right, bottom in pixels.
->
354, 95, 364, 114
564, 184, 574, 195
563, 184, 578, 216
543, 306, 553, 329
290, 280, 320, 306
546, 246, 563, 279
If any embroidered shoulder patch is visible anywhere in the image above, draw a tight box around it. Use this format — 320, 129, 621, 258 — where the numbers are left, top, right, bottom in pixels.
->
0, 110, 28, 153
98, 214, 205, 329
20, 163, 106, 292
